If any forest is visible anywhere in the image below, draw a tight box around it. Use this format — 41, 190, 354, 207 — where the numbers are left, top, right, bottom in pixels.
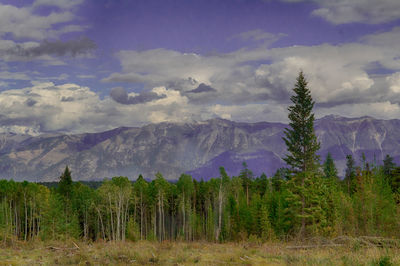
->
1, 152, 400, 244
1, 72, 400, 246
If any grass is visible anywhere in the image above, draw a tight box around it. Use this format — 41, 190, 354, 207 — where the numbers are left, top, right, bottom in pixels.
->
0, 240, 399, 265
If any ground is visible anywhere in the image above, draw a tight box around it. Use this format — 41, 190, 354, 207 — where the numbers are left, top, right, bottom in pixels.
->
0, 240, 398, 265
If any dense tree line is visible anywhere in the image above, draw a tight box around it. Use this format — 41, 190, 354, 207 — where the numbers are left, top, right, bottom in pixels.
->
1, 72, 400, 243
1, 157, 400, 243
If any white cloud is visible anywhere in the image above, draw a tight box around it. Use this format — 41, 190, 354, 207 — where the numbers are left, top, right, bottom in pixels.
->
387, 72, 400, 93
103, 48, 236, 86
0, 82, 198, 133
0, 2, 85, 40
99, 26, 400, 128
104, 27, 400, 105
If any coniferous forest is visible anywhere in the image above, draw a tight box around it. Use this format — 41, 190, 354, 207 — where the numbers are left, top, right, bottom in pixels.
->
1, 72, 400, 245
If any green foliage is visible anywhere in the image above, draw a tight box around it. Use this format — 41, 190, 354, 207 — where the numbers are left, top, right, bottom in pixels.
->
58, 166, 73, 200
344, 154, 357, 194
259, 204, 275, 241
283, 71, 320, 173
126, 216, 140, 241
323, 152, 338, 179
1, 152, 400, 243
388, 167, 400, 193
41, 192, 80, 240
383, 154, 396, 178
281, 72, 323, 239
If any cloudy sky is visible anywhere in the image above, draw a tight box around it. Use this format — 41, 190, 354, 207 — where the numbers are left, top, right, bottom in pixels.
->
1, 0, 400, 134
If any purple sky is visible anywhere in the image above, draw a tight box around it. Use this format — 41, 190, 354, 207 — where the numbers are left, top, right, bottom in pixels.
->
0, 0, 400, 134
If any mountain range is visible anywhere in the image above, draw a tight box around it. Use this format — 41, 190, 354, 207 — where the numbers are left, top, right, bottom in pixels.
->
0, 115, 399, 181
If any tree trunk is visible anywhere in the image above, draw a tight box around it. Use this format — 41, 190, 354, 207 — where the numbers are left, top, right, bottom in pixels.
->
299, 175, 306, 240
182, 192, 185, 239
140, 191, 143, 240
24, 192, 27, 241
216, 180, 223, 242
108, 194, 114, 241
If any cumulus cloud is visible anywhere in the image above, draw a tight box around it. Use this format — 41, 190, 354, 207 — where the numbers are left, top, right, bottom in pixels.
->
281, 0, 400, 24
100, 26, 400, 125
0, 82, 100, 132
387, 72, 400, 93
102, 48, 231, 86
110, 87, 166, 105
102, 47, 271, 106
0, 2, 85, 40
0, 82, 197, 133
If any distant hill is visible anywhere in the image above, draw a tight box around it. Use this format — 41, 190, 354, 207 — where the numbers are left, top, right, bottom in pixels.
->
0, 115, 399, 181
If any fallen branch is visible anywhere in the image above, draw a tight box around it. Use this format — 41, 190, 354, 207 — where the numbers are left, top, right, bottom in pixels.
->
72, 241, 80, 250
47, 246, 79, 251
286, 244, 343, 249
359, 236, 400, 248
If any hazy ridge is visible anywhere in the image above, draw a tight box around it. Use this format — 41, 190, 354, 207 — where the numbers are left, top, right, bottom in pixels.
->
1, 115, 399, 181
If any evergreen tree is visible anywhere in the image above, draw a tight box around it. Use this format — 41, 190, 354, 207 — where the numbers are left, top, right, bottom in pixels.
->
2, 166, 400, 242
283, 71, 320, 173
58, 166, 73, 200
344, 155, 356, 194
282, 71, 320, 239
271, 168, 289, 192
323, 152, 338, 179
383, 154, 396, 178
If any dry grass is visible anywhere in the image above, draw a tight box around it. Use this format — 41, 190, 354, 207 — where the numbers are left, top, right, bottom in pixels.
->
0, 239, 399, 265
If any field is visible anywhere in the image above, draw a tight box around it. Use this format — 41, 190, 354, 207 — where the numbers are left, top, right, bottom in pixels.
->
0, 239, 399, 265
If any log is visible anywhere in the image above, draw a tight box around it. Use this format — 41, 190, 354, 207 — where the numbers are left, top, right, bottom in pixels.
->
286, 244, 343, 249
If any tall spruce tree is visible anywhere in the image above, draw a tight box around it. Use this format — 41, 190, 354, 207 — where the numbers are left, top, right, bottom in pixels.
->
58, 166, 73, 200
283, 71, 320, 173
282, 71, 320, 239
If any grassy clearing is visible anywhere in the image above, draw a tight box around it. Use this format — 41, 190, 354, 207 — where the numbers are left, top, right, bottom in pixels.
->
0, 240, 399, 265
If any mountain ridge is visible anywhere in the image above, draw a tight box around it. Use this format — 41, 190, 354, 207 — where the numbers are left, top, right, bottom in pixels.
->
0, 115, 399, 181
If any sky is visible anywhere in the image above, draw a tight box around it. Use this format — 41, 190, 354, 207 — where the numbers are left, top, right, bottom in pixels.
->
1, 0, 400, 134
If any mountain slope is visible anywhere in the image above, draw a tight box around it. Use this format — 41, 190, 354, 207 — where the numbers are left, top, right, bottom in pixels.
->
0, 116, 399, 181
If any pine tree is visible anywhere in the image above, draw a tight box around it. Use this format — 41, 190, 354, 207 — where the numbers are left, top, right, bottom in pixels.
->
282, 71, 320, 239
283, 71, 320, 173
271, 168, 289, 192
323, 152, 338, 179
58, 166, 73, 200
